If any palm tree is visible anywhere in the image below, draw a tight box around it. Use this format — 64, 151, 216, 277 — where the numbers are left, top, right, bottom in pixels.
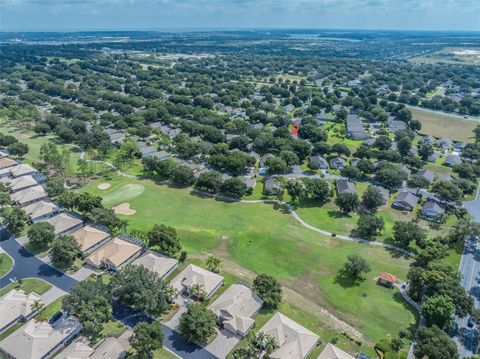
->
205, 255, 222, 273
263, 334, 279, 354
190, 284, 207, 302
32, 299, 43, 312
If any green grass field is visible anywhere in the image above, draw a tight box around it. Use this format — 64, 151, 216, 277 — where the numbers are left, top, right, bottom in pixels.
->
80, 175, 417, 349
0, 278, 52, 298
0, 253, 13, 278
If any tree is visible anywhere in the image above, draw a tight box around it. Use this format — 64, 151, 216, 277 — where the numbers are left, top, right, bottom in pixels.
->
58, 191, 78, 210
111, 264, 174, 316
147, 224, 181, 256
340, 166, 363, 180
362, 186, 385, 211
431, 180, 463, 204
397, 136, 412, 156
266, 157, 288, 175
205, 255, 222, 273
263, 334, 280, 354
220, 178, 247, 198
335, 192, 359, 214
448, 219, 480, 244
62, 278, 112, 335
252, 274, 282, 308
343, 255, 371, 279
6, 142, 29, 157
195, 171, 223, 193
50, 235, 81, 268
414, 326, 458, 359
46, 177, 65, 198
1, 205, 27, 235
27, 222, 55, 247
170, 165, 195, 186
374, 135, 391, 150
89, 207, 127, 233
407, 176, 430, 194
421, 294, 455, 331
419, 143, 434, 160
375, 166, 406, 190
393, 221, 427, 248
76, 192, 103, 213
332, 143, 350, 157
355, 213, 384, 240
130, 321, 164, 359
179, 303, 217, 344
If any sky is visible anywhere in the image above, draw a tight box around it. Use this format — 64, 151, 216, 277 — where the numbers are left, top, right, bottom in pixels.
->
1, 0, 480, 32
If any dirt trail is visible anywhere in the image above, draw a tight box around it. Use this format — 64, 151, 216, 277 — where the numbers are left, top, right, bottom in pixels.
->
199, 235, 365, 343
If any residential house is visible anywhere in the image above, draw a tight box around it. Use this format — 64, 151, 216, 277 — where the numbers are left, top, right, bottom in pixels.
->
131, 251, 179, 279
371, 185, 390, 204
392, 192, 419, 211
71, 224, 110, 255
399, 165, 411, 177
264, 177, 283, 195
438, 138, 453, 151
151, 150, 171, 161
137, 141, 158, 158
0, 289, 43, 333
86, 236, 143, 271
2, 175, 39, 193
45, 212, 83, 236
329, 157, 346, 170
241, 176, 257, 192
427, 151, 441, 163
387, 118, 407, 133
443, 154, 462, 167
10, 164, 37, 178
23, 200, 60, 223
336, 180, 356, 195
170, 264, 224, 298
309, 155, 329, 170
0, 317, 82, 359
346, 114, 369, 140
420, 200, 446, 222
438, 173, 453, 182
89, 337, 128, 359
363, 138, 375, 147
11, 185, 47, 206
377, 272, 397, 288
259, 312, 319, 359
208, 284, 263, 337
454, 141, 467, 152
416, 169, 436, 184
283, 104, 295, 113
422, 136, 436, 145
318, 343, 355, 359
56, 340, 94, 359
0, 158, 17, 170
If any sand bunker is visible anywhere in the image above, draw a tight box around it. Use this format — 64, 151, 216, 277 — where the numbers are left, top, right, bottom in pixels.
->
112, 203, 136, 215
97, 183, 111, 190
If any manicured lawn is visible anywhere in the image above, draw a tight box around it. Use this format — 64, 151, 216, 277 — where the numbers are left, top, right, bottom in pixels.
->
153, 348, 179, 359
36, 296, 65, 321
0, 253, 13, 277
0, 278, 52, 297
80, 175, 417, 347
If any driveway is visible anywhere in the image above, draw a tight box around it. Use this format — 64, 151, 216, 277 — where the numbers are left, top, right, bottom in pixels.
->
205, 328, 242, 359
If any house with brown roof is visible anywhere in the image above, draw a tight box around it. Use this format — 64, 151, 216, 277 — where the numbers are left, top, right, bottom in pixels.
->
0, 158, 17, 170
86, 236, 143, 271
378, 272, 397, 288
11, 185, 47, 206
71, 224, 110, 254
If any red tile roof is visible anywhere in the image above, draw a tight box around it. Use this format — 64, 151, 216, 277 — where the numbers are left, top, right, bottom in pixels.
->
380, 272, 397, 283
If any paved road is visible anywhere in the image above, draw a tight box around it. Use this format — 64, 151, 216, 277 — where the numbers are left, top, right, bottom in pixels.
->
463, 185, 480, 223
454, 240, 480, 357
0, 227, 77, 291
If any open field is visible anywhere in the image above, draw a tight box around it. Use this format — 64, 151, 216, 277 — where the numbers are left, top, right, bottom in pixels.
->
0, 253, 13, 278
80, 175, 417, 349
411, 107, 477, 142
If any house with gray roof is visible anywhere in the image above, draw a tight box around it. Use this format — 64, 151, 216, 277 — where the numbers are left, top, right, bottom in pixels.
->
422, 136, 436, 145
438, 138, 453, 151
132, 251, 178, 279
309, 155, 329, 170
137, 141, 158, 158
0, 289, 43, 333
387, 118, 408, 133
336, 180, 356, 195
264, 177, 283, 195
399, 165, 411, 177
438, 173, 453, 182
11, 185, 47, 206
329, 157, 346, 170
392, 192, 419, 211
420, 200, 446, 222
417, 169, 436, 184
23, 200, 60, 223
371, 185, 390, 204
454, 141, 467, 152
443, 154, 462, 167
45, 212, 83, 236
427, 151, 441, 163
346, 114, 369, 140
